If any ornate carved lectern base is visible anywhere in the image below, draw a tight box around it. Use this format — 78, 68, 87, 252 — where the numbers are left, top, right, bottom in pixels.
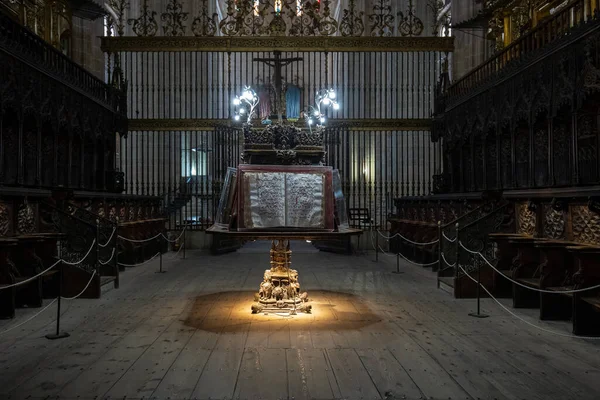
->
251, 240, 312, 314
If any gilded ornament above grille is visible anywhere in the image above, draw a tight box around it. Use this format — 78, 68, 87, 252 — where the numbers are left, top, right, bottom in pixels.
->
106, 0, 443, 39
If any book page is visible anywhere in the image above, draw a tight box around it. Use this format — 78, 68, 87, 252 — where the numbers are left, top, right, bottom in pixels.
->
285, 173, 325, 228
244, 172, 286, 228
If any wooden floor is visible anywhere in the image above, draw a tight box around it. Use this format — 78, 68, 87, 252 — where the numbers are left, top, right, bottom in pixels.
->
1, 241, 600, 400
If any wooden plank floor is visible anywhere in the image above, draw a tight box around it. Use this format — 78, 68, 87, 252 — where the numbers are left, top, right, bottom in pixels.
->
1, 241, 599, 400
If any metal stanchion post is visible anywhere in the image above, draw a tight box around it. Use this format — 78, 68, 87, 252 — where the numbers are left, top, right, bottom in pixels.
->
469, 258, 489, 318
115, 217, 120, 272
375, 224, 379, 263
157, 245, 165, 273
454, 223, 460, 281
436, 221, 442, 273
183, 227, 186, 259
393, 250, 404, 274
95, 219, 100, 280
46, 240, 69, 340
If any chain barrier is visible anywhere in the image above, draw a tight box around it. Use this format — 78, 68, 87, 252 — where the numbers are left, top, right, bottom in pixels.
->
458, 241, 600, 294
98, 227, 116, 248
370, 232, 439, 267
457, 264, 600, 340
117, 252, 162, 268
377, 229, 439, 246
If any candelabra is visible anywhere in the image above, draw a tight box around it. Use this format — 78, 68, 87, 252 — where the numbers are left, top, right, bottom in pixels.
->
233, 86, 259, 124
307, 88, 340, 128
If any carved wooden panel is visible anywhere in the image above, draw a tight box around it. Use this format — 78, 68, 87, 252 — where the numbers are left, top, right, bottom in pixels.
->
500, 132, 512, 188
0, 201, 12, 237
473, 138, 484, 190
22, 117, 39, 186
2, 112, 19, 185
552, 122, 570, 186
577, 114, 599, 184
516, 202, 536, 235
571, 205, 600, 245
515, 127, 529, 188
542, 204, 565, 239
16, 202, 36, 234
485, 133, 498, 189
534, 128, 549, 187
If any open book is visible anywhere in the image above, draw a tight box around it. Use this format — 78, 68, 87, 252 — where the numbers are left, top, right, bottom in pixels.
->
241, 171, 327, 229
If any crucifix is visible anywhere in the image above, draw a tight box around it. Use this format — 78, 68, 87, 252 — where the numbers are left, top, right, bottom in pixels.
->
253, 51, 303, 122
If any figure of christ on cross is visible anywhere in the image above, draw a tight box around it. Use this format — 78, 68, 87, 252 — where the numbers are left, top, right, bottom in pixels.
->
253, 51, 303, 122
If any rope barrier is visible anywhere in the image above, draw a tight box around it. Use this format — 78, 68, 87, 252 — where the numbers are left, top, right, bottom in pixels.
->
99, 248, 116, 265
0, 299, 57, 336
167, 242, 185, 260
117, 232, 163, 243
443, 232, 457, 243
98, 227, 116, 248
457, 264, 600, 340
62, 239, 97, 266
117, 252, 161, 268
0, 237, 98, 291
396, 251, 440, 267
161, 227, 186, 243
377, 229, 439, 246
0, 259, 61, 290
118, 227, 186, 244
61, 271, 97, 300
370, 232, 439, 266
458, 241, 600, 294
441, 252, 456, 267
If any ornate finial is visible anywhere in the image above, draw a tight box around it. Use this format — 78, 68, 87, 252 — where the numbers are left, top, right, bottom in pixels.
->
398, 0, 424, 36
339, 0, 364, 37
369, 0, 394, 37
161, 0, 188, 36
192, 0, 218, 36
268, 5, 287, 36
107, 0, 129, 36
127, 0, 158, 37
318, 0, 338, 36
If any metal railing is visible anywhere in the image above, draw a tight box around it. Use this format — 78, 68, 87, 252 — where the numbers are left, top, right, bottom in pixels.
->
0, 12, 124, 112
446, 0, 598, 99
